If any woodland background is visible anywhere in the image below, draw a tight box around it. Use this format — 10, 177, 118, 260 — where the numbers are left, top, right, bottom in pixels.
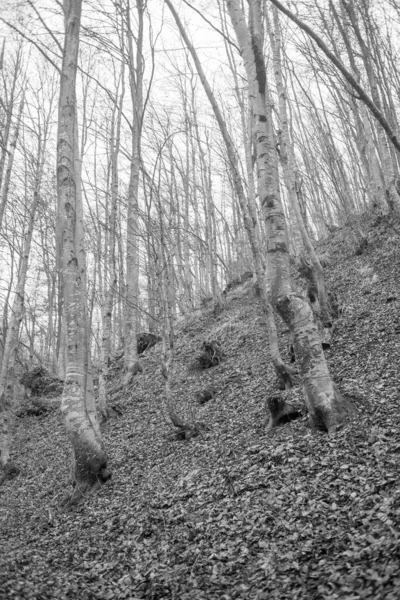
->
0, 0, 398, 378
1, 1, 400, 597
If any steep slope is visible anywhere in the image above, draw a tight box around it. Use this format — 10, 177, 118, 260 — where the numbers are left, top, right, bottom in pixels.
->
1, 218, 400, 600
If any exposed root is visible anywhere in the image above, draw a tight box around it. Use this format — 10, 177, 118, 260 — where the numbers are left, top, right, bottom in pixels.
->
266, 394, 302, 430
170, 421, 208, 441
196, 340, 224, 369
137, 332, 161, 354
61, 467, 112, 508
99, 404, 120, 424
196, 386, 219, 405
122, 362, 143, 387
20, 367, 63, 398
305, 384, 355, 434
355, 236, 368, 256
275, 361, 296, 390
131, 361, 143, 376
288, 344, 296, 363
0, 461, 20, 486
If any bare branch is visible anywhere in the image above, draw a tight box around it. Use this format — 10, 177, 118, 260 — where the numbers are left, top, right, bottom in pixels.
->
0, 17, 61, 73
181, 0, 240, 53
26, 0, 63, 53
267, 0, 400, 155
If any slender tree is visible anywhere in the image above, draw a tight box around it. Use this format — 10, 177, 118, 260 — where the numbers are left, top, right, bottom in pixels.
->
267, 5, 334, 347
0, 88, 25, 232
0, 192, 39, 482
166, 0, 294, 388
124, 0, 144, 381
57, 0, 110, 504
267, 0, 400, 157
98, 59, 125, 421
227, 0, 351, 432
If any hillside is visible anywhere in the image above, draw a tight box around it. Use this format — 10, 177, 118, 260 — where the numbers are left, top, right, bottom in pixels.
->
1, 218, 400, 600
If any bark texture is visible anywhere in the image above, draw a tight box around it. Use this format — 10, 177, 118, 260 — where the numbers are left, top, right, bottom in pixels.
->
57, 0, 109, 504
227, 0, 351, 431
166, 0, 293, 388
98, 67, 125, 421
267, 5, 333, 345
124, 0, 144, 380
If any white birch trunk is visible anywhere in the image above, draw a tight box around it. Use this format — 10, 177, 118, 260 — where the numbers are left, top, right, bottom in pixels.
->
57, 0, 109, 504
98, 69, 125, 420
268, 6, 333, 346
124, 0, 144, 380
166, 0, 293, 387
227, 0, 351, 431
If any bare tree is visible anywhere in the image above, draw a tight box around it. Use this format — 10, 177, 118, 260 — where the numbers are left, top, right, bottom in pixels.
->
98, 57, 125, 421
266, 5, 334, 347
166, 0, 294, 388
0, 187, 40, 482
267, 0, 400, 158
227, 0, 351, 432
124, 0, 145, 381
57, 0, 110, 505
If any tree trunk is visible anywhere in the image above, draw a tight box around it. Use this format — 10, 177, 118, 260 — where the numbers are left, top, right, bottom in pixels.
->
0, 88, 25, 232
57, 0, 109, 505
124, 0, 144, 381
341, 0, 398, 211
267, 5, 334, 346
0, 44, 21, 199
227, 0, 351, 432
156, 168, 194, 438
166, 0, 293, 388
98, 66, 125, 421
193, 113, 221, 302
0, 189, 39, 478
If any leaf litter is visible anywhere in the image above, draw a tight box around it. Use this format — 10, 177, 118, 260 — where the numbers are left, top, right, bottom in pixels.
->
1, 217, 400, 599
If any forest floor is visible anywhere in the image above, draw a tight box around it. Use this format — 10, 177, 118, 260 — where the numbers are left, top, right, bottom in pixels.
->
1, 215, 400, 600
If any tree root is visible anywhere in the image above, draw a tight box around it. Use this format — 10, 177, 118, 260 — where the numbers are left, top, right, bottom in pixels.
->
266, 394, 302, 430
61, 467, 112, 508
122, 362, 143, 387
196, 340, 224, 369
171, 422, 207, 441
99, 404, 121, 424
0, 461, 20, 486
305, 384, 355, 434
275, 362, 297, 390
196, 386, 219, 404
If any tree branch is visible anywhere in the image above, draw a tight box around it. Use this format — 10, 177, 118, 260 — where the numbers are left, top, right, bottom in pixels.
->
0, 17, 61, 74
181, 0, 240, 53
26, 0, 63, 53
267, 0, 400, 155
